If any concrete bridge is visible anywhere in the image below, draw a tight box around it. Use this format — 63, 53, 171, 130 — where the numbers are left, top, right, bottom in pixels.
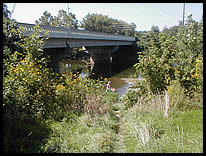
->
18, 23, 137, 66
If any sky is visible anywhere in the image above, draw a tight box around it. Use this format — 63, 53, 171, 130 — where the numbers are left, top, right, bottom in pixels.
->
5, 3, 203, 31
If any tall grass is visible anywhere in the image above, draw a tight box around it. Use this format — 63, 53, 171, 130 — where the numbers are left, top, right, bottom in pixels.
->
39, 91, 121, 153
117, 88, 203, 153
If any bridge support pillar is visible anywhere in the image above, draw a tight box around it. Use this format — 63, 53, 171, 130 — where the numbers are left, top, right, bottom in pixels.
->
112, 44, 139, 65
86, 46, 119, 65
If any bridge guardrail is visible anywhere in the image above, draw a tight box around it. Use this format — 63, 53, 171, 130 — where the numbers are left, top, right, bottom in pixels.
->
17, 22, 136, 41
17, 22, 70, 33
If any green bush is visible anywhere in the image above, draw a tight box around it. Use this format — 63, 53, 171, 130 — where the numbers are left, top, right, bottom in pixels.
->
3, 11, 60, 152
135, 15, 203, 95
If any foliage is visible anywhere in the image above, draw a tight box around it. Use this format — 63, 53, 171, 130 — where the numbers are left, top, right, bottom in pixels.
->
161, 20, 184, 37
3, 8, 60, 120
168, 80, 203, 111
3, 4, 202, 153
3, 6, 60, 152
3, 53, 60, 119
35, 11, 54, 26
56, 72, 112, 115
116, 102, 203, 153
3, 14, 25, 76
135, 15, 203, 95
40, 112, 117, 153
136, 25, 160, 52
173, 15, 203, 95
35, 10, 78, 29
162, 25, 179, 37
80, 13, 136, 36
122, 90, 139, 109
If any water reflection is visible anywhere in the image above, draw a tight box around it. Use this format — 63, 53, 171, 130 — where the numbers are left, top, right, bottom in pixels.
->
90, 63, 112, 78
58, 59, 141, 96
58, 60, 89, 76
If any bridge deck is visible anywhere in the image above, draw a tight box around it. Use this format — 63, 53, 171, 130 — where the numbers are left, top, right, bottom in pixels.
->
17, 22, 136, 42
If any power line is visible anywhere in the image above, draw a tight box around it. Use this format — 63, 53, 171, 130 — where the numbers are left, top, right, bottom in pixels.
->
158, 4, 176, 18
154, 4, 180, 21
162, 3, 180, 18
147, 7, 178, 25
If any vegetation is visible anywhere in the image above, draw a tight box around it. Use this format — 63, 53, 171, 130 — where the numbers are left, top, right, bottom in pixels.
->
35, 10, 78, 29
3, 4, 202, 153
80, 13, 136, 36
35, 10, 136, 37
136, 25, 160, 52
135, 15, 203, 95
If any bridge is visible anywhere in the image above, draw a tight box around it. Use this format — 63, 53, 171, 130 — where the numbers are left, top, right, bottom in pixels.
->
18, 23, 137, 65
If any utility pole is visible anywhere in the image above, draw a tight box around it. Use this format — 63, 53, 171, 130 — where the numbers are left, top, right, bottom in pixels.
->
67, 3, 70, 15
183, 3, 185, 25
10, 3, 16, 18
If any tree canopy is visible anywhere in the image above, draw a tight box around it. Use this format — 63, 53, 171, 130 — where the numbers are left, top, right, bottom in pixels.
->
35, 10, 78, 29
135, 15, 203, 94
80, 13, 136, 36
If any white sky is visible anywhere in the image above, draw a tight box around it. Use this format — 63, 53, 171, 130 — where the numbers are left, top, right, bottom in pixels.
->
6, 3, 203, 31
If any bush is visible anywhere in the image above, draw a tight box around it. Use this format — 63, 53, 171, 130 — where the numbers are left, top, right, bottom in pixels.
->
135, 15, 203, 95
56, 72, 108, 115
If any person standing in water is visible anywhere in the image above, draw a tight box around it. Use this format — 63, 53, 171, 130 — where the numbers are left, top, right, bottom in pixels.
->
106, 81, 116, 92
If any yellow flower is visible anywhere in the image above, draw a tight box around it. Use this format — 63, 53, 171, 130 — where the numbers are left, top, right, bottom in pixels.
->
196, 59, 202, 64
56, 84, 66, 91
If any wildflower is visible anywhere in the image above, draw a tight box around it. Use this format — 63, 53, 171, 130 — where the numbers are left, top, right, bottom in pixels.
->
195, 59, 202, 64
56, 84, 66, 91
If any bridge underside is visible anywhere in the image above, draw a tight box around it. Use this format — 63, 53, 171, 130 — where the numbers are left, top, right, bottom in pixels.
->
44, 44, 139, 74
18, 23, 137, 73
43, 38, 134, 48
43, 38, 136, 66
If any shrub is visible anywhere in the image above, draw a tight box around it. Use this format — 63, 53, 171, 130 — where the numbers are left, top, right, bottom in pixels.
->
135, 15, 203, 95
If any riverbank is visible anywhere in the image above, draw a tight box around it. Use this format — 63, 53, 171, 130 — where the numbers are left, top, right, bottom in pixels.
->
120, 78, 143, 86
39, 91, 203, 153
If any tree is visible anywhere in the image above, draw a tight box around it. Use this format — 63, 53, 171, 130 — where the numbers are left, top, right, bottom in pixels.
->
3, 4, 25, 77
53, 10, 78, 29
35, 11, 54, 26
35, 10, 78, 29
162, 24, 180, 37
136, 25, 160, 52
135, 15, 203, 94
3, 3, 11, 18
80, 13, 136, 36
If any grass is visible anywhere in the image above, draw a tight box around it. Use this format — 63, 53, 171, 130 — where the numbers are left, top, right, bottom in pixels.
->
40, 113, 117, 153
38, 88, 203, 153
3, 83, 203, 153
24, 89, 202, 153
115, 92, 203, 153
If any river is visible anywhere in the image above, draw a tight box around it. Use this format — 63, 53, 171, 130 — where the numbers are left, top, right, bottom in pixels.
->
57, 59, 143, 96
